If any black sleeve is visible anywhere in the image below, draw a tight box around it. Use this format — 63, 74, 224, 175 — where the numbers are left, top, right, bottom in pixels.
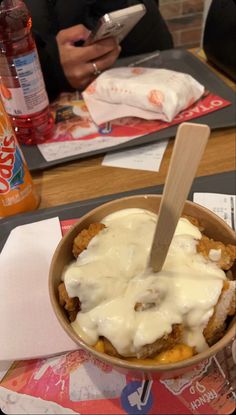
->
203, 0, 236, 82
34, 31, 74, 101
120, 0, 173, 57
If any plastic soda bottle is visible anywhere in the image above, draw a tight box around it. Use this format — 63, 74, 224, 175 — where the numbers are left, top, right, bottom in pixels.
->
0, 97, 40, 217
0, 0, 53, 145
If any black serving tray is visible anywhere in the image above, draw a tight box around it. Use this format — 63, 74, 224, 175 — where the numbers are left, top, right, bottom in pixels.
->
0, 170, 235, 253
21, 49, 236, 172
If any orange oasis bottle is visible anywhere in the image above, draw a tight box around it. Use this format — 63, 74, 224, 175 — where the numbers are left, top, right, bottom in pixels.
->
0, 98, 40, 218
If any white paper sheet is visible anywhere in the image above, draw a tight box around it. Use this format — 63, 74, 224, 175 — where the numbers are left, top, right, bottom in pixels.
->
102, 141, 169, 172
0, 218, 77, 361
37, 135, 139, 162
193, 193, 236, 229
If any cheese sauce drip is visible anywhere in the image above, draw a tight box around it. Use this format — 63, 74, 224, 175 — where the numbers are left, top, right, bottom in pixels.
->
63, 209, 225, 356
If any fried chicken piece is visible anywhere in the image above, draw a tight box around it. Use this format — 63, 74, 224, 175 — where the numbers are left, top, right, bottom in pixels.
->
72, 222, 106, 258
58, 282, 81, 322
226, 269, 234, 280
182, 214, 204, 230
101, 325, 184, 359
135, 302, 156, 311
134, 286, 166, 312
203, 280, 236, 346
137, 324, 184, 359
58, 223, 105, 320
197, 235, 236, 270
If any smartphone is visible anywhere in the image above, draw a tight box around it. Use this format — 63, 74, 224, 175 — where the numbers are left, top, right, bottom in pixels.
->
84, 4, 146, 45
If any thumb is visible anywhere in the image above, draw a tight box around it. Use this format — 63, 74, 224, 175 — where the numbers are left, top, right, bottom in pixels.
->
57, 24, 91, 45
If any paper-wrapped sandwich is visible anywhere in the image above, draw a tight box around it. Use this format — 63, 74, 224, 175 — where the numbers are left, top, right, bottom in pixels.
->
82, 68, 204, 125
58, 209, 236, 365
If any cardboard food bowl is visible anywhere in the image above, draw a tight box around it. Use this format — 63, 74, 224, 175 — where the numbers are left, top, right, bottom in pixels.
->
49, 195, 236, 379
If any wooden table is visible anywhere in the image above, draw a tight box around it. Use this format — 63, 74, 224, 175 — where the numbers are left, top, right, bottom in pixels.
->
33, 50, 236, 210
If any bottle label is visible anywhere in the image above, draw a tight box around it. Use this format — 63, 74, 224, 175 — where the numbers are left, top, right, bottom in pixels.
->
0, 100, 26, 195
0, 50, 49, 116
0, 132, 25, 195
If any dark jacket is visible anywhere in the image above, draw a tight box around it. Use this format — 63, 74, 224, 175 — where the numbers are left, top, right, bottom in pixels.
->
24, 0, 173, 100
203, 0, 236, 82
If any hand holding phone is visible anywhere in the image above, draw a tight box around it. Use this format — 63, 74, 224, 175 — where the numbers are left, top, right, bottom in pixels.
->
84, 4, 146, 46
56, 25, 120, 90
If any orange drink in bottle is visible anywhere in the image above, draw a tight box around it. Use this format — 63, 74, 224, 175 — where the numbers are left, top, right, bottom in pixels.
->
0, 98, 40, 218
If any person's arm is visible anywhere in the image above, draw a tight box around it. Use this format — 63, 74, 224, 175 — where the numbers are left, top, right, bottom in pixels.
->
33, 25, 120, 101
56, 25, 121, 91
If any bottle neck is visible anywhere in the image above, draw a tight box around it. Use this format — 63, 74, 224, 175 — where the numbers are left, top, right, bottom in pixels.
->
0, 0, 31, 42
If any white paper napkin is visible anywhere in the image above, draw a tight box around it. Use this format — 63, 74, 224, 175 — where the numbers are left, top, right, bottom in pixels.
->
0, 218, 77, 361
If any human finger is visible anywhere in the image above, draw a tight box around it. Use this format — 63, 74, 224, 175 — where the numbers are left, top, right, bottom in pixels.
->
86, 45, 121, 76
57, 24, 90, 45
69, 37, 119, 62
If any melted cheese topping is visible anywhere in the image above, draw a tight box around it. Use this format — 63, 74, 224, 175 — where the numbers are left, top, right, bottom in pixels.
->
63, 208, 225, 357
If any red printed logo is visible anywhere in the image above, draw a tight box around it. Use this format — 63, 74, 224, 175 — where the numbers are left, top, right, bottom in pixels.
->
0, 134, 16, 194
